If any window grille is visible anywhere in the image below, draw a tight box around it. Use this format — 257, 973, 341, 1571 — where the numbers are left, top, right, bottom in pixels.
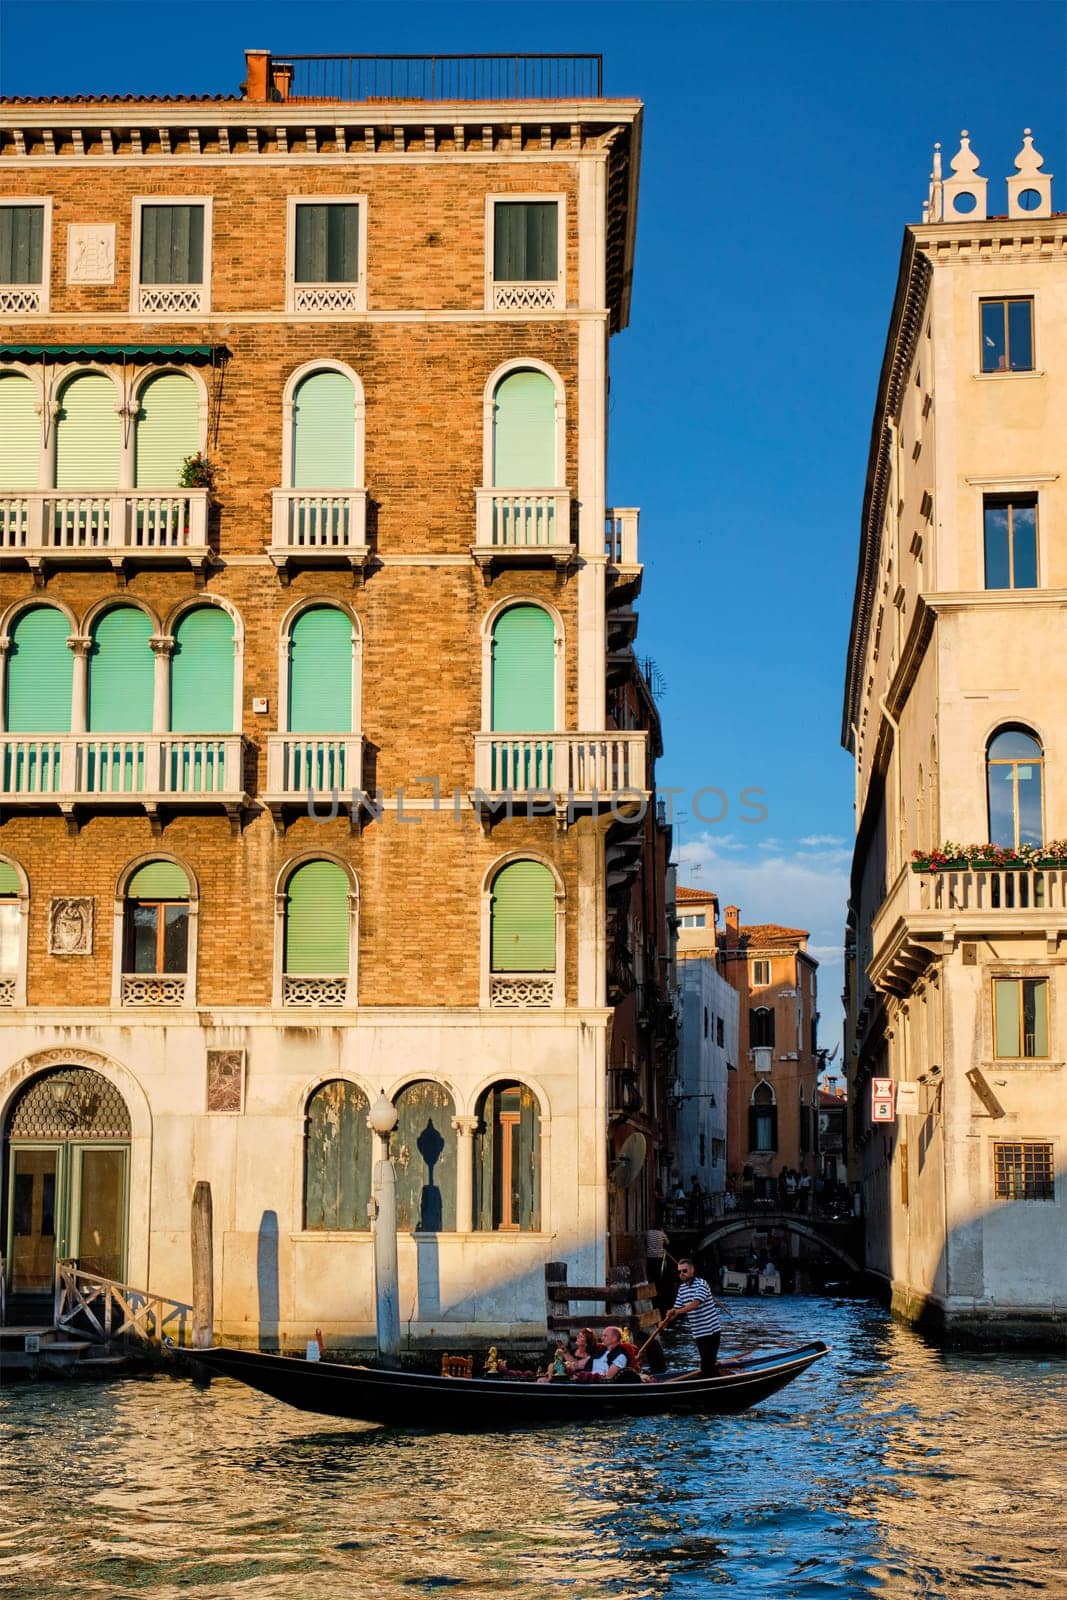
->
994, 1141, 1054, 1201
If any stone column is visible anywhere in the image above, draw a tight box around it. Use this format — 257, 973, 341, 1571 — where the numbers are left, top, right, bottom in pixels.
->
452, 1115, 479, 1233
68, 635, 93, 733
150, 635, 174, 732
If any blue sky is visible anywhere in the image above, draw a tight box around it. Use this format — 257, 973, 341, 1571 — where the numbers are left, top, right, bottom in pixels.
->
3, 0, 1065, 1037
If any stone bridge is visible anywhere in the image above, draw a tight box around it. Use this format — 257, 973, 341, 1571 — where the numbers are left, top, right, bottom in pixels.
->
674, 1212, 864, 1276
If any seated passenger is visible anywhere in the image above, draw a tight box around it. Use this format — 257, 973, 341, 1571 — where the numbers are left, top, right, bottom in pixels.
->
591, 1325, 640, 1382
564, 1327, 599, 1375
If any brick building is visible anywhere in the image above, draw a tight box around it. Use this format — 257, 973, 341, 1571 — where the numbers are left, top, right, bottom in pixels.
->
0, 48, 668, 1346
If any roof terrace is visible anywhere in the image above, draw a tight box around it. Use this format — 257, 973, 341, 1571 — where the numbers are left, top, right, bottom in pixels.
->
246, 50, 604, 104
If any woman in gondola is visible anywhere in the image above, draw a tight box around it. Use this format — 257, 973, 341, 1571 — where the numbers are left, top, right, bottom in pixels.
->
564, 1327, 600, 1375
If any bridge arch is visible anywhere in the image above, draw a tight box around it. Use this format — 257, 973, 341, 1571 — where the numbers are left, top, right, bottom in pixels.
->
694, 1214, 861, 1276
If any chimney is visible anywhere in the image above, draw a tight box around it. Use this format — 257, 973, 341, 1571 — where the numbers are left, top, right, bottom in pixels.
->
243, 48, 271, 102
724, 904, 740, 948
273, 62, 293, 101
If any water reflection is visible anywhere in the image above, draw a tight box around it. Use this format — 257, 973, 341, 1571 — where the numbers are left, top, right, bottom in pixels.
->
1, 1299, 1064, 1599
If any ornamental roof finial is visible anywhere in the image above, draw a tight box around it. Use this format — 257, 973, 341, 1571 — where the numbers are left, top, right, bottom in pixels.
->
1007, 126, 1053, 218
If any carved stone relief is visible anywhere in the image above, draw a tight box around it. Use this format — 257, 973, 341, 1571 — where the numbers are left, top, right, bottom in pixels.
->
49, 897, 94, 955
67, 223, 116, 284
206, 1049, 244, 1113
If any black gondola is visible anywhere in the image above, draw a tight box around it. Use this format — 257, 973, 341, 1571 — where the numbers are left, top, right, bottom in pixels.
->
193, 1341, 830, 1429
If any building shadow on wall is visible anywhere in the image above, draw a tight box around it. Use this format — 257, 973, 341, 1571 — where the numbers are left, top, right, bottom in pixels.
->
258, 1209, 280, 1352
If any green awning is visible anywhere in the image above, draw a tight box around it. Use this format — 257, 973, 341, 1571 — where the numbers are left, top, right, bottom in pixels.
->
0, 343, 225, 363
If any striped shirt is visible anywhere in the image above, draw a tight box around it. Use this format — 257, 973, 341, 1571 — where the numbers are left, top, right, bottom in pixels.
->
673, 1276, 722, 1337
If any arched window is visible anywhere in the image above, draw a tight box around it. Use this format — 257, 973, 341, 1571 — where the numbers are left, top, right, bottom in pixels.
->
5, 606, 72, 731
0, 372, 39, 488
170, 606, 234, 733
749, 1083, 777, 1153
750, 1006, 775, 1047
303, 1080, 371, 1231
473, 1081, 541, 1231
283, 860, 352, 1005
987, 726, 1044, 848
88, 606, 154, 733
393, 1081, 457, 1232
291, 369, 356, 487
490, 605, 555, 731
492, 370, 556, 487
491, 860, 556, 973
0, 858, 24, 1005
122, 860, 190, 1005
54, 371, 120, 488
134, 371, 199, 487
288, 606, 353, 732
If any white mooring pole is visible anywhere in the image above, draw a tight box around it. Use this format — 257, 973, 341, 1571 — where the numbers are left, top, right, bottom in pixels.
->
368, 1089, 401, 1367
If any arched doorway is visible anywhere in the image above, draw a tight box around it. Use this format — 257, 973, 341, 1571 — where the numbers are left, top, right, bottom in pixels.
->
4, 1067, 131, 1309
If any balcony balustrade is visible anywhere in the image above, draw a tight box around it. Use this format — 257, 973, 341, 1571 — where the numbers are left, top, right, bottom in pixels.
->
0, 734, 247, 822
473, 730, 647, 816
605, 507, 642, 605
0, 489, 210, 576
870, 863, 1067, 995
471, 487, 573, 570
263, 733, 365, 819
269, 489, 369, 578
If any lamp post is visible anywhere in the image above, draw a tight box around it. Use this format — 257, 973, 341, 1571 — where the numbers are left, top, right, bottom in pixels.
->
367, 1089, 400, 1367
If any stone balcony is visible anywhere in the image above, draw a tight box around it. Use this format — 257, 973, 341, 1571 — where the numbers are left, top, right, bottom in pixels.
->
269, 489, 370, 581
471, 487, 573, 571
870, 864, 1067, 995
0, 733, 248, 828
262, 733, 365, 824
604, 507, 642, 605
0, 489, 210, 580
472, 730, 647, 819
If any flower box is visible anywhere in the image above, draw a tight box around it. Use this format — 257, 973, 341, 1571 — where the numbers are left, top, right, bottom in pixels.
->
911, 859, 966, 874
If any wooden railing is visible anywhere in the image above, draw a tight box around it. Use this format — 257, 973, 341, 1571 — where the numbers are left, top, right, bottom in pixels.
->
0, 489, 209, 554
54, 1259, 193, 1348
544, 1261, 657, 1339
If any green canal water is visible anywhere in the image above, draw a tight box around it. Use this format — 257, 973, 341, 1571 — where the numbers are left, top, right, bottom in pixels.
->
1, 1298, 1064, 1599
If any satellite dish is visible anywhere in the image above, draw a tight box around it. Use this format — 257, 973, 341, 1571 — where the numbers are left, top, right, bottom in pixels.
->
611, 1131, 647, 1189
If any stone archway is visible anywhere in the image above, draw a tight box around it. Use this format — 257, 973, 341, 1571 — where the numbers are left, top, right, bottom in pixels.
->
695, 1216, 862, 1276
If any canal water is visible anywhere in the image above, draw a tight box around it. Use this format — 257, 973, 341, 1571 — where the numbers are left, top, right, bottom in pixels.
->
1, 1298, 1064, 1600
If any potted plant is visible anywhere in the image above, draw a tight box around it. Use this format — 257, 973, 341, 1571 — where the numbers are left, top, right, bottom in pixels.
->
178, 452, 216, 493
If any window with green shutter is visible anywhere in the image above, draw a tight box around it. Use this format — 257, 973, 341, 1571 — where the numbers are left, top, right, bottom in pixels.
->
285, 860, 350, 975
291, 370, 356, 488
491, 605, 555, 732
0, 205, 44, 283
303, 1080, 371, 1231
134, 371, 199, 487
88, 607, 154, 732
491, 860, 556, 972
0, 374, 40, 488
492, 370, 556, 488
288, 607, 353, 732
392, 1081, 457, 1232
5, 607, 72, 732
295, 203, 360, 283
140, 205, 205, 285
54, 372, 121, 489
170, 607, 234, 733
493, 202, 558, 282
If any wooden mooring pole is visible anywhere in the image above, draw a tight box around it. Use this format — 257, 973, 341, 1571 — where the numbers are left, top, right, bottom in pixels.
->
191, 1181, 214, 1350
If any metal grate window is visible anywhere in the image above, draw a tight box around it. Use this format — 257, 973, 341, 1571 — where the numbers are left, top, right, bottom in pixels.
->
994, 1141, 1055, 1201
8, 1067, 131, 1139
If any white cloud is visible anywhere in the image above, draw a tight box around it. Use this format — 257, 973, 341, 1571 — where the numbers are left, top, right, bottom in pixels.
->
798, 832, 846, 848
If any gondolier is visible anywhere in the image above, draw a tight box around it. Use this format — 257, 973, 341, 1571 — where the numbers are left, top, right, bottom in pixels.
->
663, 1256, 722, 1374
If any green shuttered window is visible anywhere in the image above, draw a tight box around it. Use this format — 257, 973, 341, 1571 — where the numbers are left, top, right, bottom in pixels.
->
6, 607, 72, 732
140, 205, 204, 285
493, 202, 558, 282
54, 372, 121, 489
288, 607, 352, 733
492, 370, 556, 488
0, 375, 39, 489
0, 205, 44, 283
170, 607, 234, 733
134, 372, 199, 487
291, 370, 356, 488
295, 203, 360, 283
127, 861, 190, 898
304, 1080, 371, 1231
491, 605, 555, 731
0, 862, 21, 895
285, 861, 349, 975
88, 608, 154, 732
491, 860, 556, 972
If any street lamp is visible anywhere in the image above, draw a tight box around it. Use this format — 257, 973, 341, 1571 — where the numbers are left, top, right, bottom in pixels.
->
367, 1089, 400, 1367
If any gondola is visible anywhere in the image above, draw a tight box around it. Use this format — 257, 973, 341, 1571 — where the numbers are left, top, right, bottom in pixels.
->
193, 1341, 831, 1429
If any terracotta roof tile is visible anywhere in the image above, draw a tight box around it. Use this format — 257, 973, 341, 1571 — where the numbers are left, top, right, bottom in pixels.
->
677, 885, 717, 902
0, 93, 241, 106
736, 922, 809, 943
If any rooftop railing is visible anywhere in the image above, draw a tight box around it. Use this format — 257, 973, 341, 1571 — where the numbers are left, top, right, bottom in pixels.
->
276, 53, 604, 103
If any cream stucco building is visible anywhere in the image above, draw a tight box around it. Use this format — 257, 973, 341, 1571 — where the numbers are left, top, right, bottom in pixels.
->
843, 130, 1066, 1344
